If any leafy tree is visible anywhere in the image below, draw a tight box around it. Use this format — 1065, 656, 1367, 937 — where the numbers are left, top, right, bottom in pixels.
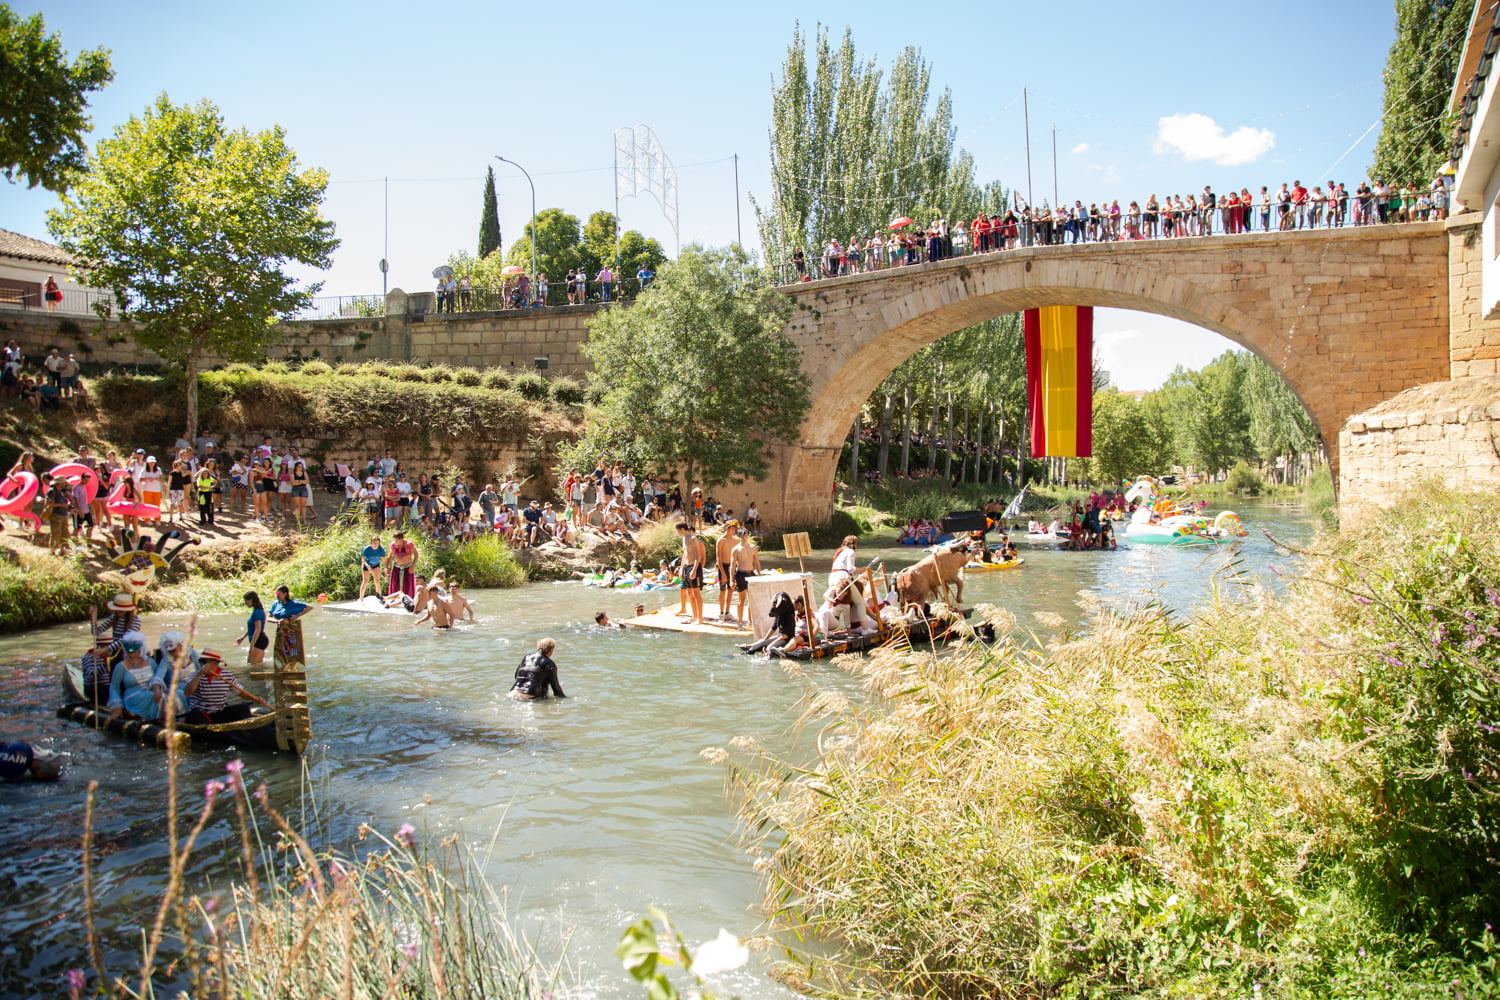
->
1088, 389, 1175, 487
49, 95, 337, 439
478, 165, 501, 258
1244, 354, 1320, 480
754, 24, 982, 273
1370, 0, 1474, 186
616, 229, 668, 281
501, 207, 588, 283
562, 244, 809, 490
0, 4, 113, 192
1163, 351, 1257, 476
468, 207, 665, 288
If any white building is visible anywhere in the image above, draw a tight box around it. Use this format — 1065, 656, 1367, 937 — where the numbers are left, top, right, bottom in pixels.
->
0, 227, 102, 315
1450, 0, 1500, 319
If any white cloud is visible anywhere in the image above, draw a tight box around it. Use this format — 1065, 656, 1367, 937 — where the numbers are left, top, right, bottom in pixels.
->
1086, 163, 1121, 185
1071, 142, 1090, 154
1153, 113, 1275, 167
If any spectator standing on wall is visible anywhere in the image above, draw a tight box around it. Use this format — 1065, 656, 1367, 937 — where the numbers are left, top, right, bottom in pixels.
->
596, 265, 615, 302
458, 275, 472, 311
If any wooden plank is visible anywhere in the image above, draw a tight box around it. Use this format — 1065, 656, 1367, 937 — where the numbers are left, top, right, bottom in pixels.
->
620, 608, 749, 635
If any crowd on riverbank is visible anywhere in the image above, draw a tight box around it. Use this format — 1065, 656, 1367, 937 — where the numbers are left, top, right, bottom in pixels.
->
781, 174, 1454, 282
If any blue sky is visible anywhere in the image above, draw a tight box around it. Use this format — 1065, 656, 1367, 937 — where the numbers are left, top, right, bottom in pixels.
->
2, 0, 1399, 389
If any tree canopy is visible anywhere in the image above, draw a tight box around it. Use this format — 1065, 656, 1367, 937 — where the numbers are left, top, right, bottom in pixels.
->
1370, 0, 1475, 186
448, 207, 666, 290
561, 244, 809, 491
0, 3, 113, 192
49, 94, 338, 439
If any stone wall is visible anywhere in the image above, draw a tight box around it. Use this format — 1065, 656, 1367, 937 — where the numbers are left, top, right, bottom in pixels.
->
0, 295, 600, 375
1339, 376, 1500, 508
1446, 213, 1500, 378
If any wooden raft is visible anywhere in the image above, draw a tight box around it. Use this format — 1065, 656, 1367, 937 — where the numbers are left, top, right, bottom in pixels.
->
620, 608, 749, 636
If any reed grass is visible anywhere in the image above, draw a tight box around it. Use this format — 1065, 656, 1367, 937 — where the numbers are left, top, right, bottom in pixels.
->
718, 480, 1500, 999
0, 550, 114, 631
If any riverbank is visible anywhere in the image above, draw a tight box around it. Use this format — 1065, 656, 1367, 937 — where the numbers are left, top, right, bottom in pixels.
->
722, 481, 1499, 998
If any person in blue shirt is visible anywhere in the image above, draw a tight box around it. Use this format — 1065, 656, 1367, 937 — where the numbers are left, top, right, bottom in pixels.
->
636, 265, 655, 289
107, 631, 175, 721
0, 742, 62, 781
269, 585, 310, 623
358, 535, 386, 601
235, 591, 270, 665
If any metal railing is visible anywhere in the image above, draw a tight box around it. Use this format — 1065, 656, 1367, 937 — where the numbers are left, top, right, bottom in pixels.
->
425, 277, 651, 314
0, 287, 117, 317
770, 202, 1449, 285
286, 294, 386, 321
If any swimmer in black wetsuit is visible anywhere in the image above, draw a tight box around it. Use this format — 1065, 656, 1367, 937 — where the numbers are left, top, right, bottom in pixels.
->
509, 638, 567, 699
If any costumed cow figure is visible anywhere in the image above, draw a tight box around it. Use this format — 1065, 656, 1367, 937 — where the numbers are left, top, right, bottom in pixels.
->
892, 540, 972, 611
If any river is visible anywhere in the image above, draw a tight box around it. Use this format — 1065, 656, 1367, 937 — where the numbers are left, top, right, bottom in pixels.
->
0, 499, 1318, 997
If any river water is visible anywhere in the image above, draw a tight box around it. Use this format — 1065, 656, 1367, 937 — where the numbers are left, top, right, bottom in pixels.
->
0, 499, 1318, 997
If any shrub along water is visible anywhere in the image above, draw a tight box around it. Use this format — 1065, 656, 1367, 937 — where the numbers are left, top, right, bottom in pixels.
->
719, 481, 1500, 999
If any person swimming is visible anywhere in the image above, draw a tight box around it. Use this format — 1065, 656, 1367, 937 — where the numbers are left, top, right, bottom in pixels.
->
594, 611, 627, 629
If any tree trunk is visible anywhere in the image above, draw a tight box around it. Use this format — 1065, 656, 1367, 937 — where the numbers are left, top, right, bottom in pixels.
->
972, 402, 983, 485
942, 392, 954, 482
899, 384, 912, 478
184, 351, 200, 443
876, 393, 893, 481
848, 417, 861, 486
926, 367, 940, 474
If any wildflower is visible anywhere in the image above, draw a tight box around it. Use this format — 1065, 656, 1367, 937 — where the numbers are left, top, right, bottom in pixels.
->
254, 783, 268, 803
397, 822, 416, 843
204, 779, 226, 802
691, 928, 749, 978
225, 759, 244, 775
1353, 595, 1372, 606
67, 969, 85, 999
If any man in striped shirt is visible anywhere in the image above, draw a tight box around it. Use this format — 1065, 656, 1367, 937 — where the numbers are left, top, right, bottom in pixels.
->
181, 648, 253, 724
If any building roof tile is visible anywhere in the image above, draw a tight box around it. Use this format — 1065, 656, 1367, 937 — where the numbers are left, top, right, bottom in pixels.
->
0, 227, 76, 268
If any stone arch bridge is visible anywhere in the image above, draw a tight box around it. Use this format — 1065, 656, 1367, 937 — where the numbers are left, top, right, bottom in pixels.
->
732, 221, 1464, 525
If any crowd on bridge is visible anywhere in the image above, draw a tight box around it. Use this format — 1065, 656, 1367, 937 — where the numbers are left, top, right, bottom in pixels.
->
781, 173, 1455, 283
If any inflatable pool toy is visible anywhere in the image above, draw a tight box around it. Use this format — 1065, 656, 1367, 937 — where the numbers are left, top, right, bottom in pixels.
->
46, 462, 100, 506
1122, 477, 1247, 546
0, 471, 41, 532
105, 470, 160, 520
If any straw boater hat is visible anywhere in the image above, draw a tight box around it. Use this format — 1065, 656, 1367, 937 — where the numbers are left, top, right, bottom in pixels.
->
198, 647, 224, 662
106, 593, 136, 613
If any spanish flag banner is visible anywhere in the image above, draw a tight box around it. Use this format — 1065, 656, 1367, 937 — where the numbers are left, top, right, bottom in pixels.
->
1024, 305, 1094, 457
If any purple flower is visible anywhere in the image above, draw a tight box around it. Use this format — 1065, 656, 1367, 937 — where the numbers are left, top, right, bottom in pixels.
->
226, 759, 244, 775
1353, 595, 1372, 606
67, 969, 85, 998
253, 783, 268, 803
204, 779, 226, 802
397, 823, 416, 843
402, 941, 419, 960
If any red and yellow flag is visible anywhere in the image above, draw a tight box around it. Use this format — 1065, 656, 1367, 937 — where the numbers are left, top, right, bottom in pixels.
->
1024, 305, 1093, 457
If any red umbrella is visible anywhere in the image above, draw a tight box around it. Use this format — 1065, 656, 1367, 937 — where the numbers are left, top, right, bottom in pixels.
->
888, 216, 915, 229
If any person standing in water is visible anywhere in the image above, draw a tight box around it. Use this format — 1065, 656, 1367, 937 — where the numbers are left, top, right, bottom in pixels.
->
509, 638, 566, 699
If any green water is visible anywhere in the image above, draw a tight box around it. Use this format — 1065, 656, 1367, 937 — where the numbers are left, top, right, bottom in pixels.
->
0, 498, 1318, 997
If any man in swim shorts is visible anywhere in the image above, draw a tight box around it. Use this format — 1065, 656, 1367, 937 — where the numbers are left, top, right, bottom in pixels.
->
675, 521, 706, 624
728, 529, 762, 626
715, 521, 740, 620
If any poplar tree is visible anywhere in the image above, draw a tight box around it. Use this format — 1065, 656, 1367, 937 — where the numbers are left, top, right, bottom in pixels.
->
754, 24, 981, 272
478, 165, 501, 258
1370, 0, 1475, 186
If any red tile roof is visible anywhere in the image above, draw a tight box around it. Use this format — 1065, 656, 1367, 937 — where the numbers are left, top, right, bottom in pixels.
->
0, 227, 76, 268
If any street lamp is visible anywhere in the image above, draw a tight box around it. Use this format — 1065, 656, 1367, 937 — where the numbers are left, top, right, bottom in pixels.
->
494, 155, 537, 300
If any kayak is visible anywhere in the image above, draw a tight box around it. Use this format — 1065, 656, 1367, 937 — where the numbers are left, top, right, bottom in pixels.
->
964, 558, 1025, 572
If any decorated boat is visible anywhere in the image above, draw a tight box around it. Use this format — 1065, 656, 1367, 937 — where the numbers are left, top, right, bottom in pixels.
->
1122, 477, 1247, 546
59, 663, 288, 751
767, 629, 887, 660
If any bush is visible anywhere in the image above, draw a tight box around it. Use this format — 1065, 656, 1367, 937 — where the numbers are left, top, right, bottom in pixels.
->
428, 533, 527, 589
422, 363, 454, 383
481, 367, 512, 390
1225, 459, 1265, 495
511, 371, 549, 401
453, 366, 483, 386
389, 364, 425, 383
0, 553, 114, 633
333, 362, 363, 376
259, 360, 291, 375
549, 375, 584, 405
360, 360, 392, 378
720, 481, 1500, 999
298, 359, 332, 376
634, 519, 684, 567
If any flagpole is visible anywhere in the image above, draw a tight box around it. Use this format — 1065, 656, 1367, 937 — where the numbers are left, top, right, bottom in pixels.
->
1024, 87, 1033, 210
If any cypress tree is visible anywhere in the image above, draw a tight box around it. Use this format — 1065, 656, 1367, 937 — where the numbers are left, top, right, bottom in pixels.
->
478, 165, 502, 258
1369, 0, 1475, 187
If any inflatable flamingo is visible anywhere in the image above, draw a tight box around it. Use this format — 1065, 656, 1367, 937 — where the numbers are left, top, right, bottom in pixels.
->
106, 468, 160, 520
46, 462, 100, 507
0, 471, 40, 532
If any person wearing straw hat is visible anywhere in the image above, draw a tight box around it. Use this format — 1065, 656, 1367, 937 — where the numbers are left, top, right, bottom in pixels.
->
181, 647, 262, 724
93, 593, 143, 654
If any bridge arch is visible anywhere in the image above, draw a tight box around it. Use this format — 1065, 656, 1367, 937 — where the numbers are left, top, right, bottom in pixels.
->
753, 227, 1451, 524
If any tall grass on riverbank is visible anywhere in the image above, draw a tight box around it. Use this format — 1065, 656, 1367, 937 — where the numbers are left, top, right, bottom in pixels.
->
718, 481, 1500, 998
76, 757, 555, 999
0, 550, 113, 632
